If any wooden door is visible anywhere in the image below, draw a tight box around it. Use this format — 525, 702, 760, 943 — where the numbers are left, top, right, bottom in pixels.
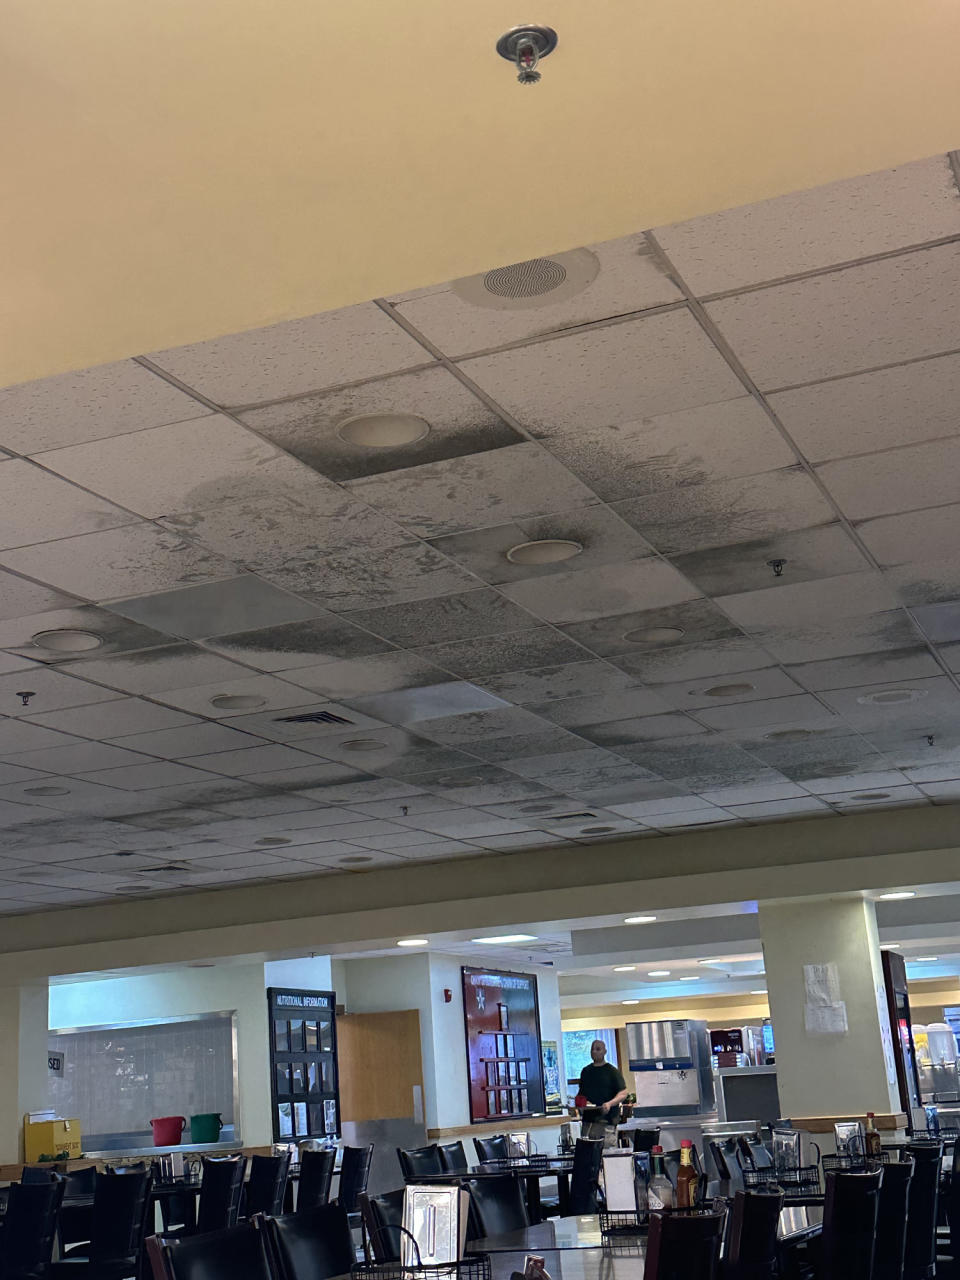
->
337, 1009, 424, 1123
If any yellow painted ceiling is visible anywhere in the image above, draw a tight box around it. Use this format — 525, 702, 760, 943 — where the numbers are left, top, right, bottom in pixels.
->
4, 0, 960, 385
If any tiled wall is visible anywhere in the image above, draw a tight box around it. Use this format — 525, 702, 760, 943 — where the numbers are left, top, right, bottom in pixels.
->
48, 1014, 235, 1145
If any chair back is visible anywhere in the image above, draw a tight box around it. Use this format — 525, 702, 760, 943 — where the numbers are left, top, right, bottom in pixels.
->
337, 1145, 373, 1214
873, 1158, 913, 1280
296, 1149, 335, 1212
473, 1136, 509, 1164
725, 1189, 784, 1280
0, 1180, 65, 1280
397, 1145, 444, 1180
466, 1175, 529, 1238
568, 1139, 603, 1215
245, 1153, 291, 1218
196, 1156, 247, 1233
903, 1141, 942, 1280
438, 1142, 468, 1174
821, 1168, 882, 1280
264, 1205, 355, 1280
147, 1223, 273, 1280
359, 1190, 405, 1263
19, 1169, 59, 1186
643, 1209, 724, 1280
632, 1129, 660, 1154
707, 1142, 731, 1182
89, 1168, 153, 1263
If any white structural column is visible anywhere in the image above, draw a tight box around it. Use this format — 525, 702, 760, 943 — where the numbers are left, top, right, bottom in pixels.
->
758, 895, 902, 1129
0, 980, 50, 1163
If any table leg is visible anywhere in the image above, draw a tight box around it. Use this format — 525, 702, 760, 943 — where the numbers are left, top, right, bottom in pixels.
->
524, 1174, 542, 1224
557, 1173, 571, 1217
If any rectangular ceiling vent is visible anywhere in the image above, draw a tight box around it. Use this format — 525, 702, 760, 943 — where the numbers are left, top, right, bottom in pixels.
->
275, 710, 354, 725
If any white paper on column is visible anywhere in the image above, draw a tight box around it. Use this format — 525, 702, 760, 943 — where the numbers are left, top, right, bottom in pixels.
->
804, 1002, 848, 1035
876, 983, 900, 1085
803, 963, 842, 1006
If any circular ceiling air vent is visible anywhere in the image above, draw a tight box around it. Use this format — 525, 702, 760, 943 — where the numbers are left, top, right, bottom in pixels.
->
452, 248, 599, 311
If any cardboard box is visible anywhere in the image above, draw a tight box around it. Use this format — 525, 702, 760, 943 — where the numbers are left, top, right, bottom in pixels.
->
23, 1116, 82, 1162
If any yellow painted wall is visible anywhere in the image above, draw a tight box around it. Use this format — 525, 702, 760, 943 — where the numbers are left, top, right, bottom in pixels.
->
563, 992, 770, 1031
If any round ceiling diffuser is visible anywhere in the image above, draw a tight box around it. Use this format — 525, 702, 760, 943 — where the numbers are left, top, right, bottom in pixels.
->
451, 248, 599, 311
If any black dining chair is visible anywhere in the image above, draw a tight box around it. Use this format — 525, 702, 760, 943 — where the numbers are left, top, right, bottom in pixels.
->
243, 1153, 291, 1219
645, 1209, 724, 1280
820, 1168, 882, 1280
59, 1167, 98, 1250
19, 1169, 60, 1186
723, 1189, 783, 1280
466, 1175, 529, 1238
296, 1150, 335, 1213
52, 1169, 153, 1280
146, 1223, 272, 1280
632, 1129, 661, 1154
873, 1157, 914, 1280
473, 1136, 509, 1164
359, 1190, 405, 1263
567, 1138, 604, 1215
0, 1179, 66, 1280
396, 1145, 444, 1180
903, 1141, 942, 1280
438, 1142, 468, 1175
337, 1145, 374, 1226
263, 1205, 355, 1280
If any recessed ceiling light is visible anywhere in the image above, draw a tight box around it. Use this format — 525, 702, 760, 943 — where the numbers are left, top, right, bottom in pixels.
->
31, 628, 103, 652
701, 682, 755, 698
857, 688, 928, 706
471, 934, 538, 944
624, 915, 657, 924
647, 970, 671, 977
878, 891, 917, 900
621, 999, 640, 1005
764, 727, 826, 742
336, 413, 430, 449
580, 825, 616, 835
911, 956, 940, 963
340, 738, 388, 752
750, 990, 768, 996
622, 626, 685, 646
698, 958, 723, 965
613, 965, 637, 972
255, 836, 292, 846
210, 694, 267, 710
23, 785, 71, 796
338, 855, 374, 865
505, 539, 583, 566
397, 938, 429, 947
680, 976, 701, 982
850, 791, 891, 801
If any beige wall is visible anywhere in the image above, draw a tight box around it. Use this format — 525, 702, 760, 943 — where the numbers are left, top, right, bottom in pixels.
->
563, 992, 770, 1031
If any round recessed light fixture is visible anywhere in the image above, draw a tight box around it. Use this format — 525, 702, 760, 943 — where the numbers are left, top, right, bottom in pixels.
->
624, 915, 657, 924
580, 825, 616, 835
857, 688, 928, 707
879, 890, 917, 901
256, 836, 292, 846
680, 976, 701, 982
505, 539, 583, 566
621, 999, 640, 1005
31, 628, 103, 652
647, 969, 671, 977
338, 854, 374, 865
849, 791, 891, 801
23, 785, 70, 796
336, 413, 430, 449
210, 694, 267, 711
912, 956, 940, 963
397, 938, 429, 947
613, 965, 637, 973
750, 990, 768, 996
622, 626, 685, 647
340, 738, 388, 752
701, 682, 755, 698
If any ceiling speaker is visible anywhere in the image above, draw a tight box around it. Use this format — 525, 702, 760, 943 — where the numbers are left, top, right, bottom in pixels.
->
452, 248, 599, 310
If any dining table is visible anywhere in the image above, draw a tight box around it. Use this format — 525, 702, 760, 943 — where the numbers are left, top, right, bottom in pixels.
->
405, 1157, 576, 1223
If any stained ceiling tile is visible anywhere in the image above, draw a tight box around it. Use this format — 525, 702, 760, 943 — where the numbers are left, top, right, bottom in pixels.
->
58, 644, 252, 696
478, 660, 639, 706
650, 808, 739, 829
78, 761, 225, 790
561, 598, 742, 659
0, 606, 174, 665
706, 242, 960, 389
412, 706, 552, 747
184, 744, 333, 778
613, 468, 835, 554
786, 648, 941, 692
109, 575, 323, 641
342, 681, 509, 725
541, 396, 795, 502
699, 780, 810, 804
404, 767, 552, 806
909, 600, 960, 644
0, 571, 77, 622
283, 726, 465, 776
270, 542, 479, 613
500, 559, 700, 625
0, 461, 136, 551
240, 365, 519, 482
392, 235, 681, 353
653, 667, 804, 711
533, 686, 675, 728
344, 442, 597, 539
22, 698, 195, 741
818, 438, 960, 520
726, 797, 832, 820
10, 741, 156, 775
0, 777, 166, 815
769, 350, 960, 463
428, 506, 652, 586
146, 302, 430, 406
694, 693, 839, 731
821, 784, 926, 808
669, 524, 868, 597
0, 721, 87, 757
204, 615, 394, 672
0, 359, 206, 454
610, 636, 775, 685
0, 525, 238, 600
612, 735, 766, 782
801, 769, 911, 795
110, 722, 268, 759
460, 310, 743, 435
857, 505, 960, 567
413, 628, 589, 680
0, 667, 121, 717
608, 794, 715, 818
717, 571, 898, 629
941, 643, 960, 673
889, 559, 960, 607
148, 673, 315, 719
286, 654, 454, 701
655, 156, 960, 294
574, 713, 708, 746
345, 588, 539, 648
744, 609, 922, 663
460, 725, 590, 764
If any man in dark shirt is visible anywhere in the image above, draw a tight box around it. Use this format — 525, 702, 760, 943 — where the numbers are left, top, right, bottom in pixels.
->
578, 1039, 628, 1141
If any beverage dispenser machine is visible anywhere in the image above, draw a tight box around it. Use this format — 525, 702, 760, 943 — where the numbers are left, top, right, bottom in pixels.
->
626, 1020, 715, 1117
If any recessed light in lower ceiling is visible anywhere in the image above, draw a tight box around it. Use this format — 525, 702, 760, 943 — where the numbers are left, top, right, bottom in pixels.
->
878, 890, 916, 900
701, 682, 755, 698
505, 539, 583, 566
210, 694, 267, 710
23, 785, 71, 796
622, 626, 685, 646
621, 999, 640, 1005
849, 791, 891, 801
338, 855, 374, 865
750, 990, 768, 996
613, 965, 637, 972
397, 938, 428, 947
31, 629, 103, 652
256, 836, 292, 846
857, 688, 928, 706
580, 825, 616, 835
471, 934, 538, 944
336, 413, 430, 449
647, 969, 671, 977
911, 956, 939, 963
624, 915, 657, 924
680, 976, 701, 982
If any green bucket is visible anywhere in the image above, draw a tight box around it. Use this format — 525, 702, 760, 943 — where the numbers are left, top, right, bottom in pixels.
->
190, 1113, 223, 1144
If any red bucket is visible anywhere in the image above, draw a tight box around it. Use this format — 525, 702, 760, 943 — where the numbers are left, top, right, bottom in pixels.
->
150, 1116, 186, 1146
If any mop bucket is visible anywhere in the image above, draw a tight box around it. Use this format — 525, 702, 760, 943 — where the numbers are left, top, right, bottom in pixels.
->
190, 1113, 224, 1144
150, 1116, 186, 1146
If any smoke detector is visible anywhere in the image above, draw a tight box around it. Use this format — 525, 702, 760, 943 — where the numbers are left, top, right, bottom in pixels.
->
451, 248, 599, 311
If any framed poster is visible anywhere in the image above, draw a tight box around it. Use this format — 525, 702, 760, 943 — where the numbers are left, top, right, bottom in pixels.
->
267, 988, 340, 1143
462, 967, 545, 1123
541, 1039, 562, 1113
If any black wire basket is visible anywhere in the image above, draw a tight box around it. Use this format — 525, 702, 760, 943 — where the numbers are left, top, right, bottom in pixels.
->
743, 1166, 821, 1198
822, 1152, 891, 1175
355, 1226, 491, 1280
598, 1209, 647, 1237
